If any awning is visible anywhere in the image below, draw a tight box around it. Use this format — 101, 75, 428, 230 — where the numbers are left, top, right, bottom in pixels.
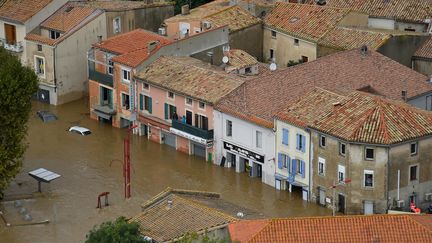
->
290, 180, 308, 188
94, 110, 112, 120
274, 173, 288, 181
170, 127, 207, 145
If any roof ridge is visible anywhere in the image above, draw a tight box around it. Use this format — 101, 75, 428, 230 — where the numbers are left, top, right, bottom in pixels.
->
203, 4, 236, 18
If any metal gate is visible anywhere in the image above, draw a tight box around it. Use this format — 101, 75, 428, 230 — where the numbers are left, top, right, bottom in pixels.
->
193, 143, 206, 158
162, 132, 176, 148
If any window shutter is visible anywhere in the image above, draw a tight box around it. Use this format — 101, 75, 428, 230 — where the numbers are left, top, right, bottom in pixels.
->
148, 97, 152, 114
195, 114, 198, 127
301, 160, 305, 178
277, 153, 283, 169
173, 106, 177, 113
282, 129, 288, 145
164, 103, 168, 119
139, 94, 143, 110
296, 134, 299, 150
203, 116, 208, 130
99, 87, 103, 105
302, 136, 306, 152
287, 155, 291, 169
291, 159, 297, 175
108, 89, 113, 108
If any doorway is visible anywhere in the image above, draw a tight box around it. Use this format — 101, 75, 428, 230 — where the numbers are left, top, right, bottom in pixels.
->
338, 194, 345, 214
318, 188, 325, 206
4, 23, 16, 44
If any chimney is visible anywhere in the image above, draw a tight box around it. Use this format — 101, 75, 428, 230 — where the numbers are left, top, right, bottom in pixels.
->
147, 41, 158, 53
181, 5, 190, 15
401, 90, 407, 101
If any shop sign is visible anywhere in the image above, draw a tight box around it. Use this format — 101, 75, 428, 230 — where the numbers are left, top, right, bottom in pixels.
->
223, 141, 264, 163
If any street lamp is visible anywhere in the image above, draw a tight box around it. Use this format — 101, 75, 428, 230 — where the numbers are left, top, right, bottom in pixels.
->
331, 178, 352, 216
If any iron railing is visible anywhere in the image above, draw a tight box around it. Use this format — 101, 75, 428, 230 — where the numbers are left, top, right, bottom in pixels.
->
172, 119, 214, 140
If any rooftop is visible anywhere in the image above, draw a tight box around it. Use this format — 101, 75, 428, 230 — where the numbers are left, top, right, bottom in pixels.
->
414, 36, 432, 59
165, 0, 230, 22
312, 91, 432, 144
135, 56, 246, 104
275, 88, 346, 128
230, 214, 432, 243
94, 29, 172, 67
0, 0, 55, 24
318, 27, 392, 50
264, 3, 351, 42
72, 0, 173, 11
215, 48, 431, 128
130, 188, 262, 242
225, 49, 258, 69
204, 5, 261, 33
316, 0, 432, 23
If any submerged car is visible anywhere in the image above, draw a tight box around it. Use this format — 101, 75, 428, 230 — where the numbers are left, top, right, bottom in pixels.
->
68, 126, 91, 136
37, 110, 57, 122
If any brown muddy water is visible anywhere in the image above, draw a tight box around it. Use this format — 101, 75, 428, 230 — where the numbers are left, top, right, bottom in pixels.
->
0, 99, 330, 243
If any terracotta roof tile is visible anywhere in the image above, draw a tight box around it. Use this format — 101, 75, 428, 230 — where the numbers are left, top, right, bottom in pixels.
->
320, 0, 432, 23
245, 215, 432, 243
225, 49, 258, 69
165, 0, 230, 22
318, 27, 392, 50
73, 0, 173, 11
264, 3, 350, 42
25, 33, 56, 46
41, 4, 96, 32
0, 0, 53, 23
228, 220, 269, 243
414, 36, 432, 59
204, 5, 261, 33
135, 56, 246, 104
215, 49, 431, 129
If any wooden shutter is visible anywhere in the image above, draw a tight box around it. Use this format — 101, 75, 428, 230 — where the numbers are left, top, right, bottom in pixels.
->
277, 153, 283, 169
291, 159, 297, 175
108, 89, 113, 108
4, 24, 16, 44
148, 97, 152, 114
164, 103, 168, 119
302, 136, 306, 152
301, 160, 305, 178
139, 94, 143, 110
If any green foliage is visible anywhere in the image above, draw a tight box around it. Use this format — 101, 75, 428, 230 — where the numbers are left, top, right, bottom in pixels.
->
0, 47, 38, 197
174, 0, 212, 15
177, 230, 228, 243
287, 59, 304, 67
86, 217, 149, 243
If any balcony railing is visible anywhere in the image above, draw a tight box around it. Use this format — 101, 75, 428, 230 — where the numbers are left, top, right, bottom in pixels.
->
0, 38, 24, 53
172, 119, 214, 140
88, 67, 113, 87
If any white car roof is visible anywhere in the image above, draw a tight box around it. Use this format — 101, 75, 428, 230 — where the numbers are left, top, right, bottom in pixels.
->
69, 126, 90, 133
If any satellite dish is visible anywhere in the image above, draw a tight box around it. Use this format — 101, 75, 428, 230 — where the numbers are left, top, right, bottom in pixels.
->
269, 63, 277, 71
222, 56, 229, 64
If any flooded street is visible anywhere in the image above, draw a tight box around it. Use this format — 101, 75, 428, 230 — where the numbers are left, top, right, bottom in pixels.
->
0, 99, 330, 243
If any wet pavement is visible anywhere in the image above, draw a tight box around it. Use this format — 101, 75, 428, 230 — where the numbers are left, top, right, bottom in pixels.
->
0, 99, 331, 242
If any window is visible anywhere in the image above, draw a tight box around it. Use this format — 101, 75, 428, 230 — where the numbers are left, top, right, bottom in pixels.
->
270, 49, 274, 60
245, 67, 251, 74
339, 142, 346, 156
34, 56, 45, 78
121, 93, 130, 110
271, 30, 276, 38
139, 94, 152, 113
409, 165, 418, 181
365, 147, 374, 160
364, 170, 374, 188
301, 56, 308, 63
199, 101, 205, 110
318, 157, 325, 175
296, 133, 306, 152
338, 165, 346, 182
37, 44, 42, 51
49, 30, 60, 40
185, 110, 193, 125
226, 120, 232, 137
282, 154, 289, 168
282, 128, 289, 146
143, 82, 149, 90
294, 38, 299, 46
410, 142, 417, 155
296, 159, 302, 174
167, 91, 174, 99
186, 97, 193, 106
107, 60, 114, 75
195, 114, 208, 130
164, 103, 176, 120
319, 135, 326, 148
113, 17, 121, 33
122, 69, 130, 83
256, 131, 262, 148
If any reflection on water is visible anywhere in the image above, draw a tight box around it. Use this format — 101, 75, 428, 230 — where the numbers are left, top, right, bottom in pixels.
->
0, 99, 330, 242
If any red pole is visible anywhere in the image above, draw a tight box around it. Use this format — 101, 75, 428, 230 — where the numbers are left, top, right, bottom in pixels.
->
124, 124, 137, 199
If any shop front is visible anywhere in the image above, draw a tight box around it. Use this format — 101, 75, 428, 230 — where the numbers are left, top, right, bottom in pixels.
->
223, 141, 264, 179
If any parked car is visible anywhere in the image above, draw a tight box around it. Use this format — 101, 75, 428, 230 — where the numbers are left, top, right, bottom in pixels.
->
68, 126, 91, 136
37, 110, 57, 122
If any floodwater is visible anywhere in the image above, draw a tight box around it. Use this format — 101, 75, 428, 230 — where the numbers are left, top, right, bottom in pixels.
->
0, 99, 331, 242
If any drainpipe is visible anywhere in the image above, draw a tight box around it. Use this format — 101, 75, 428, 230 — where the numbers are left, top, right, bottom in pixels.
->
397, 169, 400, 201
53, 47, 57, 93
386, 147, 391, 212
307, 128, 312, 201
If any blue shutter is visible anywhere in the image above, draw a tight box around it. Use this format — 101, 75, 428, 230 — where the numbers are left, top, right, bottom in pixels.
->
277, 153, 283, 169
282, 129, 289, 145
139, 94, 143, 110
286, 155, 291, 169
148, 97, 152, 114
164, 103, 169, 119
302, 136, 306, 152
301, 160, 305, 178
296, 134, 300, 150
291, 159, 297, 175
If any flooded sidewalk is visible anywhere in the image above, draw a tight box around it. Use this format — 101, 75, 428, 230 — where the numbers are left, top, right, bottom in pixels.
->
0, 99, 330, 243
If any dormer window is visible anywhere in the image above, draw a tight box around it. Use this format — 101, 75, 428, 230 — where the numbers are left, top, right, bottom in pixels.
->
49, 30, 60, 40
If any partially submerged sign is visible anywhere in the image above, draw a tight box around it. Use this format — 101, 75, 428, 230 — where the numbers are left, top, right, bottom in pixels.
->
28, 168, 61, 192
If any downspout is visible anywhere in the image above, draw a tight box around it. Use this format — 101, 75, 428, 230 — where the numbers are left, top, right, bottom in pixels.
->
307, 128, 312, 201
386, 147, 390, 212
53, 47, 57, 93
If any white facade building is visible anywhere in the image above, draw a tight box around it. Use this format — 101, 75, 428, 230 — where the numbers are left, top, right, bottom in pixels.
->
213, 110, 276, 187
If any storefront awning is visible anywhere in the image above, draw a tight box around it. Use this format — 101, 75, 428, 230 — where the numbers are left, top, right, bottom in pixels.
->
274, 173, 288, 181
170, 128, 207, 145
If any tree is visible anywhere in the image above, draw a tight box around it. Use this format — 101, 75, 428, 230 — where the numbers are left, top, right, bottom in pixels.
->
86, 217, 149, 243
0, 47, 38, 197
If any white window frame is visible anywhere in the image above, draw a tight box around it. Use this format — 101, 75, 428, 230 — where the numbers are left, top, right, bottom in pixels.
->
365, 147, 375, 160
409, 164, 419, 182
34, 55, 46, 79
142, 82, 150, 92
167, 91, 175, 100
338, 164, 346, 183
294, 38, 299, 46
185, 97, 193, 106
271, 30, 276, 38
410, 142, 418, 156
107, 60, 114, 75
364, 170, 374, 188
113, 17, 121, 33
319, 135, 326, 148
121, 92, 130, 110
256, 130, 262, 149
49, 30, 60, 40
318, 157, 325, 176
339, 142, 346, 156
282, 154, 289, 168
198, 101, 206, 111
121, 68, 131, 83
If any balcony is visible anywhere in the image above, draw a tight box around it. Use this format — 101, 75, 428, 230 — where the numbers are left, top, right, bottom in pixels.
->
88, 67, 113, 87
0, 38, 24, 52
171, 119, 213, 140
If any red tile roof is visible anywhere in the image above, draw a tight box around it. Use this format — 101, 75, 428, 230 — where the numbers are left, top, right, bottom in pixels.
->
264, 3, 351, 42
318, 27, 391, 50
311, 91, 432, 144
230, 215, 432, 243
204, 5, 261, 33
215, 49, 431, 129
93, 29, 171, 67
41, 4, 96, 32
414, 36, 432, 59
0, 0, 53, 23
228, 220, 269, 243
225, 49, 258, 69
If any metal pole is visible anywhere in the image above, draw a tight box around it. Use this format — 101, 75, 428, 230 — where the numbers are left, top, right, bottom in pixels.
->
332, 180, 336, 216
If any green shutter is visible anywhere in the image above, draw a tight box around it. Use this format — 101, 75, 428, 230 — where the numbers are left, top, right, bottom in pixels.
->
108, 89, 113, 109
139, 94, 143, 110
164, 103, 169, 119
173, 106, 177, 113
148, 97, 152, 114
